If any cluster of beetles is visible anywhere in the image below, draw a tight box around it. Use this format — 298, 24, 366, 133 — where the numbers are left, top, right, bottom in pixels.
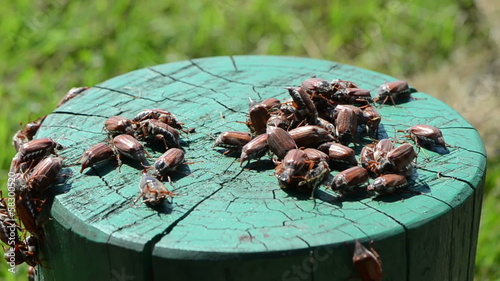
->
0, 75, 449, 280
1, 87, 191, 277
214, 77, 447, 198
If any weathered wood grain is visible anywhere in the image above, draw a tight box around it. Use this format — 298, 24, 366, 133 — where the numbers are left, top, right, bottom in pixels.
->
35, 56, 485, 281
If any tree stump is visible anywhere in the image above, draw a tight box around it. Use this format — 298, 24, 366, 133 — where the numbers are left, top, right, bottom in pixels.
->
34, 56, 485, 281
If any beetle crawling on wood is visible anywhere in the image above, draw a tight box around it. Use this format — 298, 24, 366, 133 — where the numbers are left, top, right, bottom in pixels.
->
79, 143, 115, 173
374, 80, 417, 105
112, 134, 151, 168
353, 240, 383, 281
151, 148, 186, 182
135, 172, 176, 205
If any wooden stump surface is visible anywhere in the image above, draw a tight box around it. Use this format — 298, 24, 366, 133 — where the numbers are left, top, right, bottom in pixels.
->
35, 56, 486, 281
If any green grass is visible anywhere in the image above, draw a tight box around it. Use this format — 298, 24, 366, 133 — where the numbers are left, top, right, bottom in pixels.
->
475, 157, 500, 280
0, 0, 495, 279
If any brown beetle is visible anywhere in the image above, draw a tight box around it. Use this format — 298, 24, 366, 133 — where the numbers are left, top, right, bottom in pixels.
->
15, 188, 41, 236
104, 116, 135, 137
266, 126, 297, 160
26, 156, 64, 195
302, 148, 329, 163
151, 148, 185, 182
14, 138, 63, 172
112, 134, 151, 168
374, 80, 416, 105
360, 105, 381, 137
259, 97, 281, 110
337, 88, 373, 104
248, 103, 271, 135
135, 172, 176, 205
353, 240, 383, 281
286, 87, 318, 125
373, 139, 394, 161
275, 149, 309, 189
57, 87, 89, 107
0, 213, 19, 246
298, 159, 330, 195
330, 79, 358, 93
406, 124, 446, 148
213, 131, 252, 152
20, 235, 40, 267
329, 166, 369, 194
360, 144, 375, 169
266, 114, 290, 130
379, 143, 417, 175
368, 174, 408, 195
138, 119, 180, 149
28, 265, 36, 281
335, 107, 358, 145
240, 133, 269, 166
301, 77, 331, 94
12, 116, 46, 152
289, 125, 334, 148
80, 143, 115, 173
133, 108, 184, 130
327, 143, 358, 167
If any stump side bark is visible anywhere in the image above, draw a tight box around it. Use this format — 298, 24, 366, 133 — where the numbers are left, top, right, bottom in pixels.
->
35, 56, 486, 281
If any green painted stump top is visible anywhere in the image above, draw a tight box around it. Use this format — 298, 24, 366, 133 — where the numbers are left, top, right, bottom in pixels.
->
36, 56, 486, 281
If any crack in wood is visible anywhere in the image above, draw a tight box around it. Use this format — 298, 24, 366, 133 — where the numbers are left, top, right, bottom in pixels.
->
189, 59, 256, 87
94, 85, 157, 102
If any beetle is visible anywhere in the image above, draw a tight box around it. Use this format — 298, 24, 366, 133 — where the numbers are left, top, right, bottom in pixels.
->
326, 143, 358, 167
330, 79, 358, 93
20, 235, 40, 267
213, 131, 252, 153
329, 166, 369, 194
135, 172, 176, 205
275, 149, 310, 189
266, 126, 297, 160
374, 80, 417, 105
368, 174, 408, 195
289, 125, 334, 148
406, 124, 446, 148
300, 149, 330, 189
151, 148, 185, 182
286, 87, 318, 125
373, 139, 394, 161
104, 116, 135, 137
112, 134, 151, 168
260, 97, 282, 110
301, 77, 331, 94
378, 143, 417, 175
57, 87, 89, 107
12, 116, 46, 152
336, 88, 373, 105
240, 133, 269, 166
297, 159, 330, 195
353, 240, 383, 281
0, 216, 19, 246
28, 266, 36, 281
14, 138, 63, 173
335, 106, 358, 145
359, 144, 375, 169
360, 105, 381, 137
266, 114, 290, 130
14, 188, 41, 237
80, 143, 115, 173
26, 156, 64, 196
133, 108, 184, 131
302, 148, 329, 163
248, 103, 271, 135
138, 119, 180, 149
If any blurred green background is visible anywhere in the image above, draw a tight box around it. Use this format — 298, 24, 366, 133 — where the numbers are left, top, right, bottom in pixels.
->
1, 0, 498, 280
